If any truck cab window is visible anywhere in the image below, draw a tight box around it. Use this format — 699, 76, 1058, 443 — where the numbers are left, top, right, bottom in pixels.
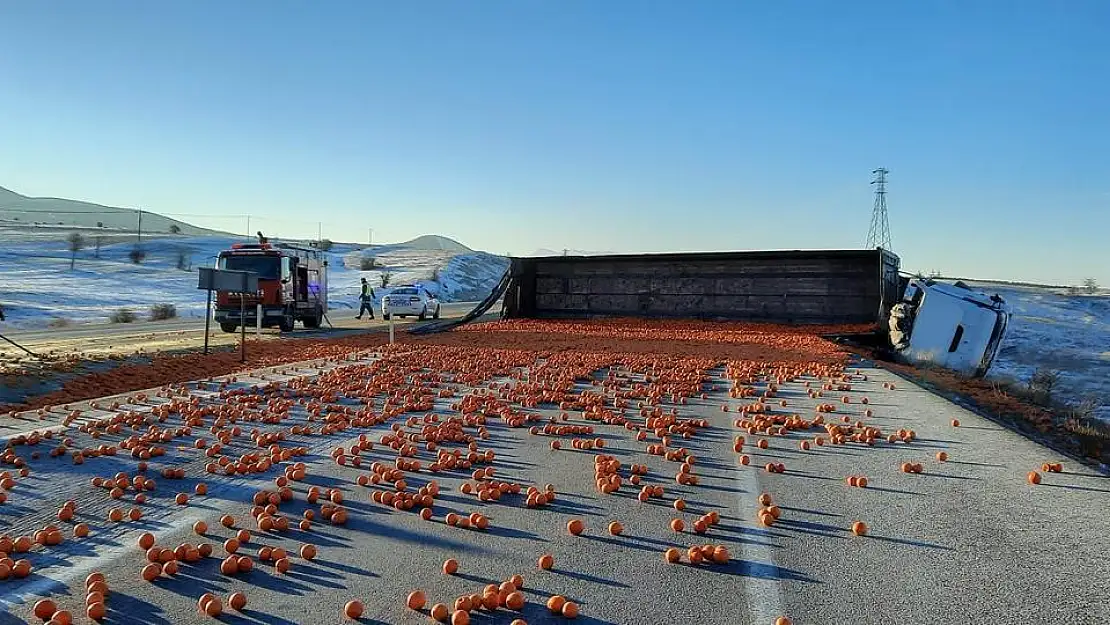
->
948, 325, 965, 353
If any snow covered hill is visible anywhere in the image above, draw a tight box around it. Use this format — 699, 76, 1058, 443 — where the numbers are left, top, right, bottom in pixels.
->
0, 186, 222, 236
0, 233, 508, 328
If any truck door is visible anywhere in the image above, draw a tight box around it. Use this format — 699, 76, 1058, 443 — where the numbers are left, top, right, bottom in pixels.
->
281, 257, 294, 305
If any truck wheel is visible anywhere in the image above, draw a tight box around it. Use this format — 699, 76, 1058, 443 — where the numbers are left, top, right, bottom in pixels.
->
219, 322, 238, 334
278, 317, 295, 333
383, 313, 391, 321
418, 307, 427, 321
433, 305, 440, 319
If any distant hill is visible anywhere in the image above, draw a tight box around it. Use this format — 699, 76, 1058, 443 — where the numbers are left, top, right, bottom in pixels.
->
0, 185, 223, 236
396, 234, 472, 252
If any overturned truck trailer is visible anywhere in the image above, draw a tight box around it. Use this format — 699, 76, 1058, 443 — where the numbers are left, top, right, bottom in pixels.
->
502, 249, 901, 327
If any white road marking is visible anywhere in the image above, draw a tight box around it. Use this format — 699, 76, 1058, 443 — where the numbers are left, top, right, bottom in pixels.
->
717, 373, 786, 624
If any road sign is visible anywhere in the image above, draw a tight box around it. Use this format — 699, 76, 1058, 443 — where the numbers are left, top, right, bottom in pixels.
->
197, 268, 259, 361
198, 268, 258, 293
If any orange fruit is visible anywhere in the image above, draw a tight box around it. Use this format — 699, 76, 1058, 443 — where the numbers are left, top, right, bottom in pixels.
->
34, 599, 58, 620
430, 603, 450, 621
547, 595, 567, 613
343, 600, 364, 620
407, 590, 427, 610
852, 521, 868, 536
142, 563, 162, 582
228, 592, 247, 611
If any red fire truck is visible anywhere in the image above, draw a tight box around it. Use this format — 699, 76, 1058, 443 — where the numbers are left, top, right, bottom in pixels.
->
213, 242, 328, 333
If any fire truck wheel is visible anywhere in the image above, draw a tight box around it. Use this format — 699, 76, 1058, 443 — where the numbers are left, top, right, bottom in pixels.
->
278, 317, 295, 333
220, 323, 238, 334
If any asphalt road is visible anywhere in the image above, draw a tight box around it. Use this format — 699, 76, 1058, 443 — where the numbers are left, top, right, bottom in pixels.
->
0, 353, 1107, 625
0, 301, 482, 346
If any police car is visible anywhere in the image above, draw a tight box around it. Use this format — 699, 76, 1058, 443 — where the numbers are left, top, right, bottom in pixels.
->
382, 285, 440, 320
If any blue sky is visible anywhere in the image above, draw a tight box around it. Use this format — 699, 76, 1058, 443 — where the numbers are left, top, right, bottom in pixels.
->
1, 1, 1107, 285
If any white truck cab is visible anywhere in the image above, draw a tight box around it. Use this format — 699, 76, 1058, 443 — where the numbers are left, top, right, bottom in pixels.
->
888, 279, 1011, 377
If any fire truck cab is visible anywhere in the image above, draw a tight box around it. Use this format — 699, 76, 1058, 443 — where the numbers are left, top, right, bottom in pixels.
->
213, 243, 328, 333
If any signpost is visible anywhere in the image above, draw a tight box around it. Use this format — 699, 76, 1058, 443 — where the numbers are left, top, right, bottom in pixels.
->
198, 268, 259, 361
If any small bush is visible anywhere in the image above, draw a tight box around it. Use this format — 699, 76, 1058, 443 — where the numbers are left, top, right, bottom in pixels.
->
110, 308, 137, 323
128, 247, 146, 264
168, 224, 181, 234
149, 303, 177, 321
1027, 368, 1061, 405
359, 256, 377, 270
379, 270, 392, 288
430, 265, 442, 282
47, 317, 72, 328
175, 249, 191, 270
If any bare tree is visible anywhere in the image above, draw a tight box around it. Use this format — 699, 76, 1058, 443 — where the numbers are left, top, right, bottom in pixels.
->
66, 232, 85, 270
169, 224, 182, 235
379, 270, 392, 288
1083, 278, 1098, 294
94, 236, 102, 258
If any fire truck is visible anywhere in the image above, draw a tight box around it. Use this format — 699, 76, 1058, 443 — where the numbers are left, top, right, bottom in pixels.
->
213, 242, 328, 333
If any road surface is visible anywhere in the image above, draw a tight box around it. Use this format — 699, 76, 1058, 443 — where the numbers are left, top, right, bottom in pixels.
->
1, 302, 482, 345
0, 302, 482, 360
0, 344, 1106, 625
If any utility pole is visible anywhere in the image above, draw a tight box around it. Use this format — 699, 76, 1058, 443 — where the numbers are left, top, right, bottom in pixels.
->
318, 222, 322, 245
246, 215, 251, 242
368, 228, 373, 246
137, 208, 143, 245
866, 168, 892, 250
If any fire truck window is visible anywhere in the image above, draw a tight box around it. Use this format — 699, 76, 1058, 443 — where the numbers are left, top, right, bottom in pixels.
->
281, 257, 291, 281
218, 256, 280, 280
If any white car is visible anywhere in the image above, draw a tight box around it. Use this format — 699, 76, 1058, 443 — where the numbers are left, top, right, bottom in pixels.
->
382, 285, 440, 320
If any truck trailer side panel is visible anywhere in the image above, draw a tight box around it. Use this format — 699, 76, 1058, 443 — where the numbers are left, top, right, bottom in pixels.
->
504, 249, 900, 326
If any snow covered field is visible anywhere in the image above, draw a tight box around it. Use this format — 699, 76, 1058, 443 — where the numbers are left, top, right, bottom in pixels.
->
0, 229, 508, 327
969, 281, 1110, 422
